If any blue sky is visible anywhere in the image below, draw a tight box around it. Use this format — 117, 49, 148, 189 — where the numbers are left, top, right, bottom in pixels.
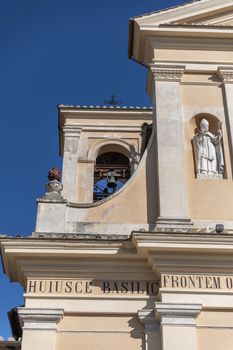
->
0, 0, 187, 339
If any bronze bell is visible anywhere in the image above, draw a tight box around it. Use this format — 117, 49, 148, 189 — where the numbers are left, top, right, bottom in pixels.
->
107, 169, 118, 189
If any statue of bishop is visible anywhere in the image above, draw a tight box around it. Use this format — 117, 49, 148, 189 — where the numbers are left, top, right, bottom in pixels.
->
193, 119, 224, 178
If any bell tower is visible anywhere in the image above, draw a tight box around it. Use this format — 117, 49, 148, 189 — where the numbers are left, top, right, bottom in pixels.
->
130, 0, 233, 231
3, 2, 233, 350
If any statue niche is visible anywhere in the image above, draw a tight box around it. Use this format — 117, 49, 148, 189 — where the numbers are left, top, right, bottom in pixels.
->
193, 118, 224, 179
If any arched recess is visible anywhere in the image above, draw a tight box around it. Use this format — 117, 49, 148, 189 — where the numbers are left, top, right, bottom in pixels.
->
92, 141, 135, 202
88, 138, 134, 161
190, 113, 226, 179
190, 113, 221, 135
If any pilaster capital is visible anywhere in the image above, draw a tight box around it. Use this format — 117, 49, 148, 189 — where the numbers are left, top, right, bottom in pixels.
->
63, 125, 81, 138
218, 67, 233, 84
138, 309, 159, 331
18, 308, 64, 330
150, 64, 185, 82
155, 303, 202, 326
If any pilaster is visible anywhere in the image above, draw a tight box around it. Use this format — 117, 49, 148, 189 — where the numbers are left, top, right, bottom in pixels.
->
18, 308, 64, 350
77, 159, 95, 203
155, 303, 202, 350
150, 64, 190, 225
218, 66, 233, 177
61, 125, 81, 202
138, 309, 161, 350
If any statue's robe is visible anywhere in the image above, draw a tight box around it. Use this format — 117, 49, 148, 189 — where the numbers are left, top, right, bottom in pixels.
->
193, 131, 224, 175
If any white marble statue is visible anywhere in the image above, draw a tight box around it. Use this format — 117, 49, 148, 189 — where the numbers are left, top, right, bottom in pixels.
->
193, 119, 224, 178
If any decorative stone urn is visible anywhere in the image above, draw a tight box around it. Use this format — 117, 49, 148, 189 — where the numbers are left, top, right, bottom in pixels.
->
45, 180, 63, 194
44, 167, 63, 199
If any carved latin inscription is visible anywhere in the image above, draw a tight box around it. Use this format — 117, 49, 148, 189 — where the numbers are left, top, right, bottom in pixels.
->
162, 274, 233, 291
27, 279, 159, 296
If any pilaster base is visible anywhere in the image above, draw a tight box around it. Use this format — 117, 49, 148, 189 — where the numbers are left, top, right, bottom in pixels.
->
155, 217, 193, 232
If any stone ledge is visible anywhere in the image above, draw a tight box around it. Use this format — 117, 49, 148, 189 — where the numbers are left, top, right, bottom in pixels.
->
32, 232, 131, 240
0, 341, 21, 348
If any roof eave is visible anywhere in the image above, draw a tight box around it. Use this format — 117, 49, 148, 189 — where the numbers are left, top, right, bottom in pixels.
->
133, 0, 233, 26
132, 24, 233, 66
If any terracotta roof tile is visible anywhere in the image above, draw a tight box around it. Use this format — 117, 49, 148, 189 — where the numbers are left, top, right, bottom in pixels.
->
58, 104, 153, 110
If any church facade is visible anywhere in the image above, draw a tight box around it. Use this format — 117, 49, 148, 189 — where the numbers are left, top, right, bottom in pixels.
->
2, 0, 233, 349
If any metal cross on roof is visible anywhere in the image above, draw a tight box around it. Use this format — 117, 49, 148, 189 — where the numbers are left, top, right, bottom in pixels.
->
103, 95, 123, 107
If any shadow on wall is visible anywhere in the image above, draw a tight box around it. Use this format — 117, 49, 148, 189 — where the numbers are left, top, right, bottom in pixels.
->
128, 316, 145, 350
146, 130, 158, 230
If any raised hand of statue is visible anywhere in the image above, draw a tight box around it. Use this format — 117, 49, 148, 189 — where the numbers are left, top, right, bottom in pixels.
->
217, 122, 223, 138
217, 121, 222, 128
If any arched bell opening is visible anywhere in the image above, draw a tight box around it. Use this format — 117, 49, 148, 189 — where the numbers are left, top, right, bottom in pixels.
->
93, 149, 131, 202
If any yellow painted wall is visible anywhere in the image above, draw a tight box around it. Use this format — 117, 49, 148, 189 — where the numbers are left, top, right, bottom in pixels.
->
56, 315, 144, 350
197, 311, 233, 350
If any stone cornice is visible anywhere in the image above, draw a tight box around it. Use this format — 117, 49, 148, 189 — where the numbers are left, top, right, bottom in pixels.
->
62, 125, 81, 138
131, 1, 233, 66
0, 341, 20, 348
155, 303, 202, 326
138, 309, 159, 331
218, 66, 233, 83
132, 232, 233, 248
138, 309, 156, 324
150, 64, 185, 82
0, 238, 142, 285
134, 0, 233, 26
132, 233, 233, 275
59, 108, 152, 120
18, 308, 64, 330
79, 125, 143, 132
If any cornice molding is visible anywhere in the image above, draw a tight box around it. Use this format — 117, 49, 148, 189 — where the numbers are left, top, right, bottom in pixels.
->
62, 125, 81, 138
131, 1, 233, 65
155, 303, 202, 326
218, 66, 233, 83
150, 64, 185, 82
132, 232, 233, 275
138, 309, 156, 324
82, 125, 142, 132
135, 1, 233, 27
138, 309, 159, 331
18, 308, 64, 330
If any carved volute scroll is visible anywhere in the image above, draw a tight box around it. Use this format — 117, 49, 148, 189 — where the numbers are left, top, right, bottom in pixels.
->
192, 115, 224, 179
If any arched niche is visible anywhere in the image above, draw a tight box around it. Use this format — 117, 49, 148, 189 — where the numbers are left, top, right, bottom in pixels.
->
88, 139, 132, 161
190, 113, 226, 179
97, 144, 130, 159
93, 145, 131, 202
191, 113, 221, 136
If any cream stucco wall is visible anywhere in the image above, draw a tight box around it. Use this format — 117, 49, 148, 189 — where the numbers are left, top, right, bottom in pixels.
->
154, 48, 233, 63
181, 74, 233, 220
197, 311, 233, 350
67, 134, 157, 226
56, 315, 144, 350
